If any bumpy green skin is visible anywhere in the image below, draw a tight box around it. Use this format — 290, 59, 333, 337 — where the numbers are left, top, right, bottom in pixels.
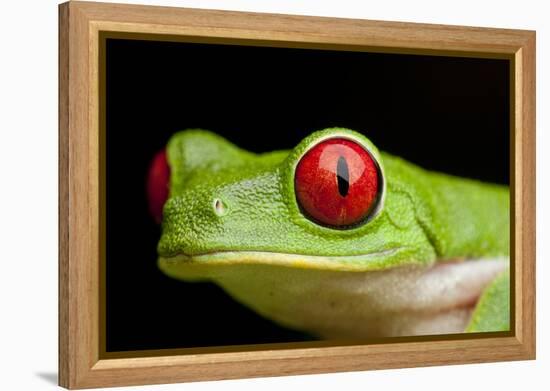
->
157, 127, 510, 332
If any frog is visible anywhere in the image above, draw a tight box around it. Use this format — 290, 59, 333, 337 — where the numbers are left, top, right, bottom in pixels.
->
146, 127, 510, 338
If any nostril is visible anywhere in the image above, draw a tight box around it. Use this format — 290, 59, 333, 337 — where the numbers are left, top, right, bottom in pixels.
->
213, 198, 227, 216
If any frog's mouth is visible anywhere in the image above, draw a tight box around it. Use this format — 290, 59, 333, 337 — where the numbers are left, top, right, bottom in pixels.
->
158, 247, 410, 274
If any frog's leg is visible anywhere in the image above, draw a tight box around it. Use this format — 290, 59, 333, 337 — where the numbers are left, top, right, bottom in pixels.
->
465, 269, 510, 332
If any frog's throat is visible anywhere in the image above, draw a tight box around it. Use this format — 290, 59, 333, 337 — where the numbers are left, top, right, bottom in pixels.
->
158, 247, 415, 272
158, 256, 509, 337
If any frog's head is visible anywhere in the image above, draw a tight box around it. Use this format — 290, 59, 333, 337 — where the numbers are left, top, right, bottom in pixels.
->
150, 128, 436, 280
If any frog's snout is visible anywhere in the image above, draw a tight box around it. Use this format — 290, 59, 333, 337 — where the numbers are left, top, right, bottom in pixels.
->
158, 190, 232, 256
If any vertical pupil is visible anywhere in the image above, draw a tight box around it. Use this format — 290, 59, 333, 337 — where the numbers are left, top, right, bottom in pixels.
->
336, 156, 349, 197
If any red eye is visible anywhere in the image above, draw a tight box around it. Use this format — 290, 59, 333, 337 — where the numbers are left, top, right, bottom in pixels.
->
147, 149, 170, 224
295, 138, 381, 228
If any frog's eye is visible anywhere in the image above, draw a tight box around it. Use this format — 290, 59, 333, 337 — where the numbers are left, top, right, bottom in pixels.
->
147, 149, 170, 224
294, 138, 381, 228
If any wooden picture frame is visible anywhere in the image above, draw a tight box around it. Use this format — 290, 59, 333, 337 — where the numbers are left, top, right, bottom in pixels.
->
59, 1, 536, 389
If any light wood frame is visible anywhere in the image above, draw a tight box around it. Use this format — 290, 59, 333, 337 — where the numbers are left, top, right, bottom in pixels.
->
59, 1, 536, 389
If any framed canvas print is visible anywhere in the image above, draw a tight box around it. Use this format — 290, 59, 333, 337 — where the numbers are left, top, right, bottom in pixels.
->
58, 1, 536, 389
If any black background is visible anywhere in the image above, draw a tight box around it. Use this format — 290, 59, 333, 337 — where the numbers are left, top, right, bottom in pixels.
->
105, 38, 510, 352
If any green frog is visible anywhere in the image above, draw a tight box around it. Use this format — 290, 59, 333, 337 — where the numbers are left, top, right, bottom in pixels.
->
147, 127, 509, 338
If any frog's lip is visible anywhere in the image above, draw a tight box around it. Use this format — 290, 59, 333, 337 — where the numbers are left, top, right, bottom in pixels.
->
158, 247, 411, 272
